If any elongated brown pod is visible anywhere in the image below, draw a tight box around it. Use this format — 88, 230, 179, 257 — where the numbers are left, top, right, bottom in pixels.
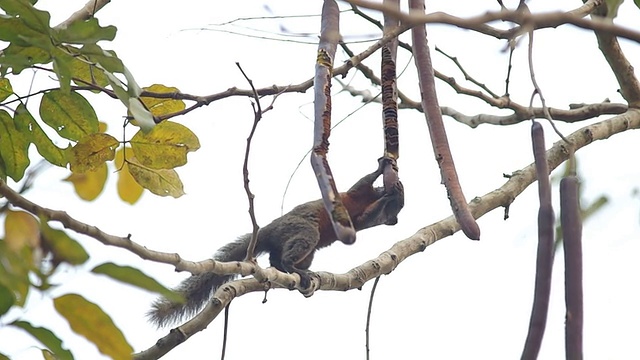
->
409, 0, 480, 240
521, 120, 555, 360
381, 0, 399, 161
312, 0, 356, 244
560, 174, 583, 360
381, 0, 401, 196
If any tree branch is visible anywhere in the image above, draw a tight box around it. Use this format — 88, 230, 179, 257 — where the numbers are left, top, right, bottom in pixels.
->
345, 0, 640, 44
590, 3, 640, 107
54, 0, 112, 29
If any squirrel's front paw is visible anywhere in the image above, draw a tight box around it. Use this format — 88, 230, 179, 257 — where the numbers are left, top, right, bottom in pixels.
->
297, 270, 312, 289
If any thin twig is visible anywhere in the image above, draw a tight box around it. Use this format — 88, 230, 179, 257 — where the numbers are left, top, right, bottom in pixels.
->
220, 303, 231, 360
435, 46, 499, 98
235, 62, 262, 262
365, 276, 381, 360
523, 4, 570, 143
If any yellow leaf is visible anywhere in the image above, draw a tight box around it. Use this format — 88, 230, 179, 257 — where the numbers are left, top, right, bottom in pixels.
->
127, 157, 185, 198
63, 162, 107, 201
68, 133, 118, 173
130, 121, 200, 169
115, 147, 143, 204
70, 59, 109, 88
4, 210, 40, 251
0, 77, 13, 102
141, 84, 185, 117
54, 294, 133, 359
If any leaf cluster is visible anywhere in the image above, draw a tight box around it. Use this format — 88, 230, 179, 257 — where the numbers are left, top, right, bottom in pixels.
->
1, 209, 182, 359
0, 1, 201, 202
0, 2, 201, 358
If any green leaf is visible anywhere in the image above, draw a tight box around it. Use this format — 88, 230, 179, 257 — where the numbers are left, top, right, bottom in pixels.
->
92, 262, 183, 302
52, 49, 73, 92
14, 104, 68, 167
0, 240, 32, 306
635, 0, 640, 10
40, 221, 89, 266
79, 44, 124, 74
123, 66, 142, 97
54, 294, 133, 359
128, 97, 155, 132
0, 15, 46, 48
0, 156, 6, 182
127, 156, 185, 197
0, 77, 13, 101
39, 89, 99, 141
0, 0, 52, 34
0, 109, 31, 181
0, 283, 14, 316
0, 43, 51, 75
67, 133, 118, 173
0, 351, 8, 360
11, 321, 73, 360
130, 121, 199, 169
55, 18, 116, 44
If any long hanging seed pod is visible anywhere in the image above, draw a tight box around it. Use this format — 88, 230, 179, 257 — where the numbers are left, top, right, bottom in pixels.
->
381, 0, 399, 161
521, 120, 555, 360
409, 0, 480, 240
560, 160, 583, 360
311, 0, 356, 244
380, 0, 401, 193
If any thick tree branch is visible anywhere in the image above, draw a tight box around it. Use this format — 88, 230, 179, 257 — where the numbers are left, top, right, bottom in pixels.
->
54, 0, 111, 29
590, 4, 640, 107
0, 182, 274, 280
345, 0, 640, 44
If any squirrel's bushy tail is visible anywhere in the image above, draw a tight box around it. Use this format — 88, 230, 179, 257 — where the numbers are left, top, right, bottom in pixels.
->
148, 234, 261, 327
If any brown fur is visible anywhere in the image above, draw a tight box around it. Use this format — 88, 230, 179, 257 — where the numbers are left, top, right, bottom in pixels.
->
148, 158, 404, 327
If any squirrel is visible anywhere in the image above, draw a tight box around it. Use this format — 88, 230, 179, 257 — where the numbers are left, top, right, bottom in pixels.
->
148, 157, 404, 327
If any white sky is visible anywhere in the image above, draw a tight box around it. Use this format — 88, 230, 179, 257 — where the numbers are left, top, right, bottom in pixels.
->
1, 0, 639, 359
